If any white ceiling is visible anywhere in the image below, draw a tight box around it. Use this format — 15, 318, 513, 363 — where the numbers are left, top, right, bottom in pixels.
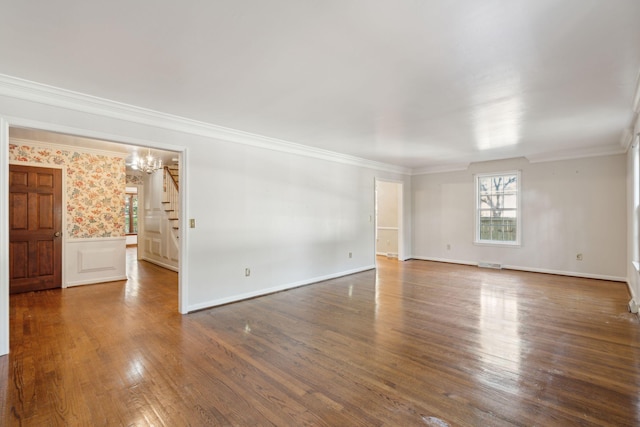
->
1, 1, 639, 170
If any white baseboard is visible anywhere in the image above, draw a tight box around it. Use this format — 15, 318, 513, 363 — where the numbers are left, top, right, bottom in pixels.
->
502, 264, 626, 282
410, 256, 477, 266
66, 275, 128, 287
141, 256, 179, 272
187, 264, 376, 313
410, 256, 626, 282
376, 252, 398, 258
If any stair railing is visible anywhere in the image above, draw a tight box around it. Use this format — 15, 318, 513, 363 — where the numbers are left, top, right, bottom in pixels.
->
162, 166, 180, 232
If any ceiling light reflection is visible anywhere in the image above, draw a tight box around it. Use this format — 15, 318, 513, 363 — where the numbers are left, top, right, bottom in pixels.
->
472, 70, 524, 151
473, 95, 523, 150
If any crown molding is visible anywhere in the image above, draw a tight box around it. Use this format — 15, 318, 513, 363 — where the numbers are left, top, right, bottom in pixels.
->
0, 74, 411, 175
633, 71, 640, 114
411, 162, 470, 175
526, 144, 626, 164
620, 128, 634, 152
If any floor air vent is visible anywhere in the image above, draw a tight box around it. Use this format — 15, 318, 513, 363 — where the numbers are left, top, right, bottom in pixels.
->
478, 262, 502, 269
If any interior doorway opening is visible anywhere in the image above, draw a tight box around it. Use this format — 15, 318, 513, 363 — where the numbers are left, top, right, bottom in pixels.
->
375, 179, 404, 263
5, 124, 184, 301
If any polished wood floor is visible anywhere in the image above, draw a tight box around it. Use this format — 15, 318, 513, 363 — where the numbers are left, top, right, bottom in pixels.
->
1, 250, 639, 426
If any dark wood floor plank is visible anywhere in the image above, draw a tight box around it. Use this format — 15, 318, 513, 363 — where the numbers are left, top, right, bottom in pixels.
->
1, 252, 639, 426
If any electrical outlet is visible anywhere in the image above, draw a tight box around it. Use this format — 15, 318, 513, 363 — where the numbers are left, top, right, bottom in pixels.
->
245, 268, 251, 277
576, 253, 583, 261
349, 252, 352, 258
189, 218, 196, 228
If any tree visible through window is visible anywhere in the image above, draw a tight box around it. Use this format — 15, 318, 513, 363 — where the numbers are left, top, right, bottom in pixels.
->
475, 171, 520, 245
124, 193, 138, 234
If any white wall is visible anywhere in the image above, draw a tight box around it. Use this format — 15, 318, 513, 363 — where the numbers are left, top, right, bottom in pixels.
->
412, 155, 627, 280
186, 139, 409, 309
0, 78, 412, 354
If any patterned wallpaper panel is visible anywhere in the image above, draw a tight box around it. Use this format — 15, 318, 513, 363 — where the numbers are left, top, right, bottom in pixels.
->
9, 143, 127, 238
126, 173, 144, 185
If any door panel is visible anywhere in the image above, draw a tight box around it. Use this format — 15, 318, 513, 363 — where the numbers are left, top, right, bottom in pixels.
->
9, 165, 62, 293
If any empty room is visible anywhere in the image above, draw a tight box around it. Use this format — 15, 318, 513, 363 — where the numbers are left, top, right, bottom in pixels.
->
1, 1, 640, 426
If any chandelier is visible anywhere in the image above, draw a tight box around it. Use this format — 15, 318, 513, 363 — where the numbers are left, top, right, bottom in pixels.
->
134, 148, 163, 174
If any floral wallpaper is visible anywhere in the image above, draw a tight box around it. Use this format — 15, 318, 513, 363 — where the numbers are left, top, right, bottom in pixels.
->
126, 173, 144, 186
9, 143, 126, 238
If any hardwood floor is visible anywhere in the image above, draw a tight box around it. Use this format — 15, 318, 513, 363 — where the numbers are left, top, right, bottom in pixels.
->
1, 251, 639, 426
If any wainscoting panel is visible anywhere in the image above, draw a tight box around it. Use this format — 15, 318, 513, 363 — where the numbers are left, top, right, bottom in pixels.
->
65, 237, 127, 287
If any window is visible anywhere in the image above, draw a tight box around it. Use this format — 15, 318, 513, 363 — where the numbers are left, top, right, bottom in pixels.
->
475, 171, 520, 245
124, 193, 138, 234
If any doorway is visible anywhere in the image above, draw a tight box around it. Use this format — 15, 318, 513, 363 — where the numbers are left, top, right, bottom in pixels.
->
375, 179, 404, 262
8, 164, 63, 293
124, 185, 141, 263
2, 123, 186, 300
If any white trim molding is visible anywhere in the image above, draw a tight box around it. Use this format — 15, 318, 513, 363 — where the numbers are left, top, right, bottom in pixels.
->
633, 70, 640, 114
65, 237, 127, 287
411, 256, 478, 267
526, 145, 627, 164
411, 256, 626, 282
0, 117, 8, 356
502, 264, 626, 283
0, 74, 410, 175
412, 163, 470, 175
188, 265, 375, 313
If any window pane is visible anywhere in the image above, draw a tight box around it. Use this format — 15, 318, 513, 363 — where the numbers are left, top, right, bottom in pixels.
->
491, 177, 504, 192
124, 196, 131, 234
479, 177, 491, 194
480, 196, 492, 210
503, 175, 517, 191
132, 195, 138, 233
502, 209, 517, 218
124, 193, 138, 235
489, 195, 503, 210
503, 194, 516, 209
476, 172, 520, 244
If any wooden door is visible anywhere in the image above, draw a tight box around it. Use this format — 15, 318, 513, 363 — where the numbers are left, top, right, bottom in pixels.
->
9, 165, 63, 293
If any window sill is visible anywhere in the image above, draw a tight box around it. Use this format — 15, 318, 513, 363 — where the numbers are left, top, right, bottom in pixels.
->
474, 240, 521, 248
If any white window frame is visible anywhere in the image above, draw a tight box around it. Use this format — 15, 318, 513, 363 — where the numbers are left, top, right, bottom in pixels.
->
474, 170, 521, 246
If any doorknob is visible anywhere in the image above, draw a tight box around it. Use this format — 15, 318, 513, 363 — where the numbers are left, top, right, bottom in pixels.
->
54, 231, 61, 237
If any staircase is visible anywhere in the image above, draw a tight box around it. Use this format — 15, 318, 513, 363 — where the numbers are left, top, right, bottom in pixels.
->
162, 165, 180, 237
166, 165, 179, 187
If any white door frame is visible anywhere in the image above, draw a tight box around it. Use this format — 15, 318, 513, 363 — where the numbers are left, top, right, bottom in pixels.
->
0, 116, 8, 355
374, 178, 404, 262
0, 117, 190, 356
